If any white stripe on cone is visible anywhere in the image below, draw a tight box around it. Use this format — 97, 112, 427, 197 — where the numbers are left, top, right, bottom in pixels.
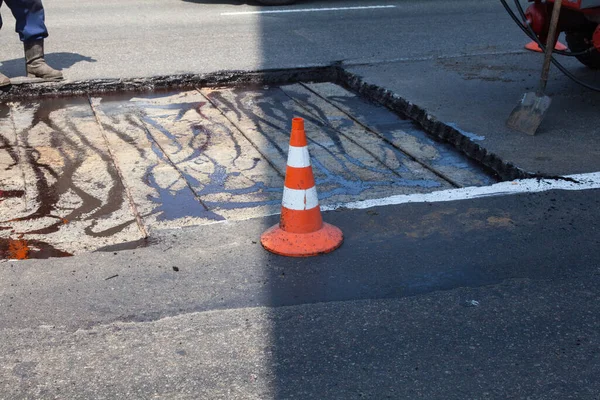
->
282, 187, 319, 210
287, 145, 311, 168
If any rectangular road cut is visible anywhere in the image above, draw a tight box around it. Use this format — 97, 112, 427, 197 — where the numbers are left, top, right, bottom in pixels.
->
0, 83, 494, 259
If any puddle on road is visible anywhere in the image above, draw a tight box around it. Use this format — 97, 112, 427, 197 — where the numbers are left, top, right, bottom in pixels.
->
0, 83, 495, 260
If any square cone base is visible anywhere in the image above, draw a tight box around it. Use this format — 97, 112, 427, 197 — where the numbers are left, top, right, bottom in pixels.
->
260, 223, 343, 257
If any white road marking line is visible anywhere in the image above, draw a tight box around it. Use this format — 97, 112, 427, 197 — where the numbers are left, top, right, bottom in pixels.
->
221, 5, 396, 16
321, 172, 600, 211
163, 172, 600, 227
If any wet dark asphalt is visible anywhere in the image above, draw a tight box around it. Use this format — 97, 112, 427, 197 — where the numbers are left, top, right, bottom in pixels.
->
1, 188, 598, 328
1, 1, 599, 397
1, 187, 599, 398
2, 60, 599, 400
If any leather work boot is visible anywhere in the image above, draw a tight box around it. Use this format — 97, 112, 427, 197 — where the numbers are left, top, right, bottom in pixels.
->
0, 72, 10, 88
24, 40, 63, 80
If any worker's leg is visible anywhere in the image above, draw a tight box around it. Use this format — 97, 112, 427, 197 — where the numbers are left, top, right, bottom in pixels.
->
4, 0, 62, 80
0, 0, 12, 86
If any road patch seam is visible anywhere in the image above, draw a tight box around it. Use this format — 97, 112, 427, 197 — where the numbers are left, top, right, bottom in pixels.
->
336, 68, 529, 181
88, 97, 149, 238
296, 82, 463, 188
0, 65, 567, 183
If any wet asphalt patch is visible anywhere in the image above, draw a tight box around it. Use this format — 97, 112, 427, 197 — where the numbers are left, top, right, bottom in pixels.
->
0, 82, 495, 259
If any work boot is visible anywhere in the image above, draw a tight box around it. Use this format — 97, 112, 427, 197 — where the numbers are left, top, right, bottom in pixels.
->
0, 72, 10, 88
24, 40, 63, 80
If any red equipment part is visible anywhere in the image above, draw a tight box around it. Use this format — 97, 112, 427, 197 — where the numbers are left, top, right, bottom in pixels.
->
511, 0, 600, 73
526, 0, 599, 40
526, 1, 548, 35
593, 24, 600, 49
521, 0, 600, 70
546, 0, 600, 11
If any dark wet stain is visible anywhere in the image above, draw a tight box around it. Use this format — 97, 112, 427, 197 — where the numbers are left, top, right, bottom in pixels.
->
0, 98, 133, 259
0, 190, 25, 199
115, 92, 281, 217
130, 100, 225, 221
0, 103, 21, 170
95, 96, 221, 225
84, 218, 138, 238
5, 98, 129, 238
95, 237, 155, 252
0, 237, 71, 260
280, 86, 419, 175
146, 174, 223, 221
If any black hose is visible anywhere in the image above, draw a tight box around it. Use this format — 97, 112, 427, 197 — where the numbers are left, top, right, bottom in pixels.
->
501, 0, 600, 92
500, 0, 534, 36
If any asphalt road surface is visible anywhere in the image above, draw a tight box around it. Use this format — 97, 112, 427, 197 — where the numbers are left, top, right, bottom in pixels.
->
1, 187, 600, 399
1, 1, 600, 399
0, 0, 525, 80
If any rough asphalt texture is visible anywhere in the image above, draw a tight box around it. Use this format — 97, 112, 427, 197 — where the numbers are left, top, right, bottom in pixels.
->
346, 55, 600, 176
2, 189, 600, 398
0, 0, 529, 80
1, 0, 596, 176
1, 0, 600, 399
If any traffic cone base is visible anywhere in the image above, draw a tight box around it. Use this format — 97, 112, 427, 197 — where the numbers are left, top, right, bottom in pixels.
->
261, 222, 343, 257
525, 40, 567, 52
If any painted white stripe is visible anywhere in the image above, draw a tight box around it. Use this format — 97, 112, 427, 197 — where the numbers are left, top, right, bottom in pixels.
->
282, 187, 319, 211
287, 145, 311, 168
321, 172, 600, 212
221, 5, 396, 16
81, 172, 599, 236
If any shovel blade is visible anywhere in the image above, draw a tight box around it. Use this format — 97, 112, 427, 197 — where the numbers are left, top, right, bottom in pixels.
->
506, 92, 552, 135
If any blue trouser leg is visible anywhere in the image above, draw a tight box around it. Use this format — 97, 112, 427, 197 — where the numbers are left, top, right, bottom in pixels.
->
0, 0, 48, 42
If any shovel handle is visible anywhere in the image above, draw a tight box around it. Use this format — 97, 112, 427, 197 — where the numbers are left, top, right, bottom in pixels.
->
539, 0, 562, 93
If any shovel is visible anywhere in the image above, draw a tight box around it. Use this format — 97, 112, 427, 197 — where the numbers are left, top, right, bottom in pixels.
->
507, 0, 562, 135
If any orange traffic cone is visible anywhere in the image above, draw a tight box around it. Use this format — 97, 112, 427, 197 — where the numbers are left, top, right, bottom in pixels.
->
525, 40, 567, 52
260, 118, 343, 257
